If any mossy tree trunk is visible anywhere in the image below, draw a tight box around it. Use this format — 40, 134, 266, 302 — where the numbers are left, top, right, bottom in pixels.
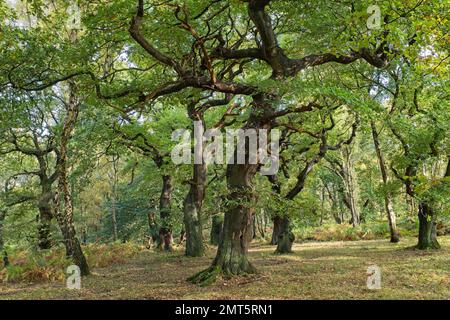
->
35, 149, 59, 250
417, 202, 440, 249
183, 106, 207, 257
210, 214, 223, 245
183, 177, 205, 256
416, 158, 448, 249
158, 175, 173, 251
37, 180, 55, 250
189, 94, 273, 285
270, 215, 282, 245
212, 162, 258, 275
37, 204, 53, 250
275, 216, 295, 253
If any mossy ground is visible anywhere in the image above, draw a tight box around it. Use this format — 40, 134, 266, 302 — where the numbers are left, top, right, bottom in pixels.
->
1, 236, 448, 299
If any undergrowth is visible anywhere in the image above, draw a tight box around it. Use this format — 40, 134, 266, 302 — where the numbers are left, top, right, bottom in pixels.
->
0, 242, 143, 283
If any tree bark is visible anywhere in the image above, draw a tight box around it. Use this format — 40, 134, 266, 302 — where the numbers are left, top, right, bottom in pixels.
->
183, 199, 204, 255
210, 214, 223, 245
275, 216, 295, 253
147, 212, 159, 245
37, 204, 53, 249
325, 184, 342, 224
35, 150, 58, 250
37, 180, 54, 249
270, 215, 282, 245
341, 146, 360, 227
53, 83, 89, 276
158, 175, 173, 251
256, 210, 266, 239
212, 162, 257, 274
0, 209, 9, 268
416, 157, 449, 249
183, 163, 206, 256
371, 122, 400, 242
109, 155, 119, 241
189, 94, 273, 284
111, 194, 118, 241
417, 202, 440, 249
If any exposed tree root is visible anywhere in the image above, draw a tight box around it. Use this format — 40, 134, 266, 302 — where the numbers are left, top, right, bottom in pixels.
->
187, 266, 222, 287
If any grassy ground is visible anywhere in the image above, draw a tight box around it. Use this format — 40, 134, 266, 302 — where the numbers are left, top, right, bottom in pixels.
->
0, 236, 449, 300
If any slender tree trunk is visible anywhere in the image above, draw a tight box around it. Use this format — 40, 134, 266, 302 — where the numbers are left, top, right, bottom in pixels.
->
257, 209, 266, 239
256, 211, 266, 239
326, 185, 342, 224
147, 212, 159, 245
109, 155, 119, 241
371, 122, 400, 242
268, 175, 284, 246
445, 157, 450, 178
320, 187, 325, 226
210, 214, 223, 245
341, 147, 360, 227
0, 209, 9, 268
53, 83, 89, 276
158, 175, 173, 251
111, 194, 118, 241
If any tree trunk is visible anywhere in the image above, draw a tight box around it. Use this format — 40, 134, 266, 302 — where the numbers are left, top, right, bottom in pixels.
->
371, 122, 400, 242
341, 146, 360, 227
179, 230, 186, 243
268, 175, 283, 245
270, 215, 282, 245
0, 209, 9, 268
189, 94, 273, 284
111, 194, 118, 241
212, 163, 257, 274
53, 83, 89, 276
158, 175, 173, 251
384, 196, 399, 242
183, 160, 206, 257
416, 157, 449, 249
417, 202, 440, 249
36, 173, 55, 249
210, 214, 223, 245
109, 155, 119, 241
37, 205, 53, 249
147, 212, 159, 245
183, 194, 204, 256
275, 216, 295, 253
257, 211, 266, 239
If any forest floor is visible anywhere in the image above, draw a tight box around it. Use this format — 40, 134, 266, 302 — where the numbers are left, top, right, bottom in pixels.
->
0, 236, 449, 300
